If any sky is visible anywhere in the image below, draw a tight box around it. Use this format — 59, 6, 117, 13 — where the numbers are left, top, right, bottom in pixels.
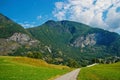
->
0, 0, 120, 34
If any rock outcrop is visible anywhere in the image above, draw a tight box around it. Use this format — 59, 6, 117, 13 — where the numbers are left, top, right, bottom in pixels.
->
8, 33, 39, 45
71, 34, 97, 48
0, 33, 39, 55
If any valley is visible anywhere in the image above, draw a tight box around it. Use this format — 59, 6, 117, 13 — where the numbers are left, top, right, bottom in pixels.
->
0, 0, 120, 79
0, 56, 120, 80
0, 13, 120, 80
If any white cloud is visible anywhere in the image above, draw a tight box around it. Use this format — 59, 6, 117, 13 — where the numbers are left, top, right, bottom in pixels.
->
53, 0, 120, 34
19, 21, 37, 28
37, 15, 42, 20
53, 11, 66, 20
55, 2, 64, 10
105, 2, 120, 29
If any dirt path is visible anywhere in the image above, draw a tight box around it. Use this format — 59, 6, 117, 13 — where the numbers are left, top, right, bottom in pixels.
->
55, 68, 80, 80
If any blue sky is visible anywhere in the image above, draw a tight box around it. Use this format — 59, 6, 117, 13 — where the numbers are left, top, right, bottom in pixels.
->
0, 0, 120, 34
0, 0, 63, 27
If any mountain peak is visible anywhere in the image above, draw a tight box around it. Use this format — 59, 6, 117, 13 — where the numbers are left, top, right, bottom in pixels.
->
45, 20, 56, 24
28, 20, 120, 66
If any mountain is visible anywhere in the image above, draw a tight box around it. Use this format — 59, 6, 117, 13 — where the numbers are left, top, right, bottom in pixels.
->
0, 13, 31, 38
28, 20, 120, 66
0, 13, 120, 67
0, 13, 39, 55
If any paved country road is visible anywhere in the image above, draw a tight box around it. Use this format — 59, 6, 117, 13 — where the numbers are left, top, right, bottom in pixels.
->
87, 63, 98, 67
55, 68, 80, 80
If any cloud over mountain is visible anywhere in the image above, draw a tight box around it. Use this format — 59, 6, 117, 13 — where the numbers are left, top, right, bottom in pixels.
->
53, 0, 120, 34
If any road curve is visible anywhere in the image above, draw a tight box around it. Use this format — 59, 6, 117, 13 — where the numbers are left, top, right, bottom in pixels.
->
55, 68, 80, 80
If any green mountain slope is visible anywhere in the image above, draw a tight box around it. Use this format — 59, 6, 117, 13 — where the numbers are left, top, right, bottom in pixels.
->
28, 20, 120, 66
0, 13, 30, 38
0, 13, 38, 55
0, 13, 120, 67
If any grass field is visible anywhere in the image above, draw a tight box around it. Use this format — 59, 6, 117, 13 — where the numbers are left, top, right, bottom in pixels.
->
0, 56, 70, 80
78, 62, 120, 80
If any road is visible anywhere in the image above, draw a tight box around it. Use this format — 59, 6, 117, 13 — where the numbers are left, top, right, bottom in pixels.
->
87, 63, 98, 67
55, 68, 80, 80
54, 63, 97, 80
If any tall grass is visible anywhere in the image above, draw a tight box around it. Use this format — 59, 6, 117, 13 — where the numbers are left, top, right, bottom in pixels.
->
0, 56, 70, 80
12, 57, 70, 69
78, 62, 120, 80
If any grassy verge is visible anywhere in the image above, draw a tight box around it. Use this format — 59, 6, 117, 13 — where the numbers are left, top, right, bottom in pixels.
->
78, 62, 120, 80
0, 56, 70, 80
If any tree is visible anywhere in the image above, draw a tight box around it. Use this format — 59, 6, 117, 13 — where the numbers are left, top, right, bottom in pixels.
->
27, 51, 42, 59
67, 58, 79, 68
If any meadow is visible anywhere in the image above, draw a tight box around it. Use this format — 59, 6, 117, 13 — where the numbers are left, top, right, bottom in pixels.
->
0, 56, 70, 80
78, 62, 120, 80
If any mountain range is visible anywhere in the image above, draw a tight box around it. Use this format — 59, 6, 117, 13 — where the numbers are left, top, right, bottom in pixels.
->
0, 13, 120, 67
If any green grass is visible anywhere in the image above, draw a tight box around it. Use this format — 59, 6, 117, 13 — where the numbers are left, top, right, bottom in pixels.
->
78, 62, 120, 80
0, 56, 70, 80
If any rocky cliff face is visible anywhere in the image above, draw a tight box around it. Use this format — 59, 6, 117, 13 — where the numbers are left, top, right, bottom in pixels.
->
9, 33, 30, 44
71, 33, 97, 48
0, 33, 39, 55
0, 39, 20, 55
8, 33, 39, 45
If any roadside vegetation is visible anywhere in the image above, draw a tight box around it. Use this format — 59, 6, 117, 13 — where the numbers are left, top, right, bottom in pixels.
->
0, 56, 70, 80
78, 62, 120, 80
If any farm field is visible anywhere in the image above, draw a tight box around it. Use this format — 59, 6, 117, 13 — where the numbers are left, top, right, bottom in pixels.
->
78, 62, 120, 80
0, 56, 70, 80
